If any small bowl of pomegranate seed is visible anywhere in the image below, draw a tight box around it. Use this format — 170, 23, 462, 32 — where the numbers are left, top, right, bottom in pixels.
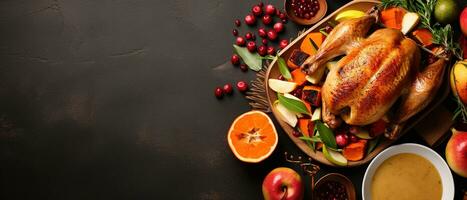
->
284, 0, 327, 25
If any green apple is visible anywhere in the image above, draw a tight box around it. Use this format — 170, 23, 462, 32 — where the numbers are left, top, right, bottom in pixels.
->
269, 79, 297, 93
274, 101, 298, 127
353, 128, 373, 139
323, 145, 347, 166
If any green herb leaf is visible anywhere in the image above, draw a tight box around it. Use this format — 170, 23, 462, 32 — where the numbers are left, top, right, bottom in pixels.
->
316, 121, 337, 149
233, 44, 262, 71
367, 136, 381, 155
261, 55, 276, 60
277, 93, 310, 115
319, 29, 329, 37
277, 57, 292, 81
299, 136, 322, 142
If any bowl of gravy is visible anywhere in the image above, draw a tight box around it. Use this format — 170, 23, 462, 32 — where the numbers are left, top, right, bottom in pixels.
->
362, 143, 454, 200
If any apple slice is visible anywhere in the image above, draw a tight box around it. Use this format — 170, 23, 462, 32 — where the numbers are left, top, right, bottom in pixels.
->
323, 145, 348, 166
353, 128, 373, 139
274, 101, 298, 127
268, 79, 297, 93
401, 12, 420, 35
282, 93, 305, 118
311, 107, 321, 121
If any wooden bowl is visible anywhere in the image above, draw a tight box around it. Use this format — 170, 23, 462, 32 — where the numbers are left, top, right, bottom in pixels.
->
313, 173, 356, 200
264, 0, 451, 167
284, 0, 327, 25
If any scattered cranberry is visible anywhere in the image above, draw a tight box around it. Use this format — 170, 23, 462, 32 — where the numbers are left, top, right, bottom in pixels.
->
223, 84, 233, 95
235, 19, 241, 27
292, 129, 301, 137
262, 15, 273, 25
335, 134, 349, 148
258, 2, 264, 7
214, 87, 224, 98
267, 46, 275, 55
350, 134, 359, 143
279, 12, 287, 20
246, 41, 256, 52
231, 54, 240, 65
245, 32, 254, 40
236, 81, 249, 92
236, 36, 246, 46
244, 14, 256, 26
265, 4, 276, 16
267, 29, 278, 41
279, 39, 289, 49
258, 28, 267, 38
258, 45, 267, 56
240, 64, 248, 72
273, 22, 284, 33
261, 38, 268, 45
252, 5, 263, 16
232, 29, 238, 36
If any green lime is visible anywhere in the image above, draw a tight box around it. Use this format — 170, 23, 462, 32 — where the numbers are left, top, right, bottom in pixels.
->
434, 0, 460, 24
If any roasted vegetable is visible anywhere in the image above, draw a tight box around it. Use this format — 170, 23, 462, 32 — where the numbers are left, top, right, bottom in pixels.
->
287, 49, 310, 69
342, 140, 368, 161
302, 85, 322, 107
300, 32, 325, 55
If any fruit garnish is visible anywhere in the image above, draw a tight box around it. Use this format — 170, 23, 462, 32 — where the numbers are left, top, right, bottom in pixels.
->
274, 101, 298, 127
434, 0, 459, 24
323, 145, 347, 166
236, 81, 249, 92
401, 12, 420, 34
268, 79, 297, 93
334, 10, 365, 22
245, 14, 256, 25
223, 84, 233, 95
227, 111, 278, 163
311, 107, 321, 121
214, 87, 224, 98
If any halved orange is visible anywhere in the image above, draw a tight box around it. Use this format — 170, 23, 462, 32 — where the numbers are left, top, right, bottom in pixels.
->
227, 110, 278, 163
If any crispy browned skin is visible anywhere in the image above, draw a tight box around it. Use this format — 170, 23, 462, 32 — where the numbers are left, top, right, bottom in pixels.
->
300, 15, 376, 75
322, 28, 420, 125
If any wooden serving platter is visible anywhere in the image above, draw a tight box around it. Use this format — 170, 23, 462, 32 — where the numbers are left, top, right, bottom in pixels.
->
265, 0, 451, 167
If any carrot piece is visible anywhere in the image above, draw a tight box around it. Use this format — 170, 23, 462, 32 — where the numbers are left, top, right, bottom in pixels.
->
291, 68, 307, 85
302, 86, 322, 107
380, 7, 406, 30
303, 101, 313, 114
343, 140, 368, 161
298, 119, 310, 137
412, 28, 433, 46
316, 142, 323, 150
300, 32, 325, 56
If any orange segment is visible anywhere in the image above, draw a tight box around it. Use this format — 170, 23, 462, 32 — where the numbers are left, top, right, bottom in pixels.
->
227, 111, 278, 163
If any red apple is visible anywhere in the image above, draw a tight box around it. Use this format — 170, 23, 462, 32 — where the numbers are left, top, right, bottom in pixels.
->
446, 128, 467, 178
262, 167, 304, 200
460, 7, 467, 36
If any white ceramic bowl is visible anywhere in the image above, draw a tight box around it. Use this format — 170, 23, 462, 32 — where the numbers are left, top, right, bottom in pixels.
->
362, 143, 454, 200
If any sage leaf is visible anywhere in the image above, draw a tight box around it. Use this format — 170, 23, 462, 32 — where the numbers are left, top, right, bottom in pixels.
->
316, 121, 337, 149
277, 57, 292, 81
278, 93, 310, 115
299, 136, 322, 142
233, 44, 262, 71
367, 136, 381, 154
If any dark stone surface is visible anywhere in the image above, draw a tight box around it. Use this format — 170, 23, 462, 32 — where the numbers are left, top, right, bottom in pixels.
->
0, 0, 465, 199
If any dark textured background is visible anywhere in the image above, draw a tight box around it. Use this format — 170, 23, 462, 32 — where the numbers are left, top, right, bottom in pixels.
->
0, 0, 465, 199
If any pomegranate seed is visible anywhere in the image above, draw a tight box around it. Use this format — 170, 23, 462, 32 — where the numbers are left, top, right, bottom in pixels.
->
292, 130, 301, 137
350, 134, 359, 143
258, 45, 267, 56
236, 81, 249, 92
232, 29, 238, 36
231, 54, 240, 65
267, 29, 278, 41
279, 39, 289, 49
244, 14, 256, 26
214, 87, 224, 98
265, 4, 276, 16
245, 32, 253, 40
273, 22, 284, 33
246, 41, 256, 52
223, 84, 233, 95
258, 28, 267, 38
240, 64, 248, 72
262, 38, 268, 45
252, 5, 262, 16
262, 15, 272, 25
267, 46, 275, 55
235, 19, 241, 27
236, 36, 246, 46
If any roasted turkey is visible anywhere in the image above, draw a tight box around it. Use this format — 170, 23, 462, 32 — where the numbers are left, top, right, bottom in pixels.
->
300, 14, 446, 139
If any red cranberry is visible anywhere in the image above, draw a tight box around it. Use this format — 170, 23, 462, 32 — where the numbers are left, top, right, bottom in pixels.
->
267, 46, 275, 55
350, 134, 359, 143
236, 81, 248, 92
235, 19, 241, 27
245, 32, 253, 40
335, 134, 349, 148
258, 45, 267, 56
279, 39, 289, 49
236, 36, 246, 46
240, 64, 248, 72
292, 130, 301, 137
273, 22, 284, 33
276, 9, 281, 16
244, 14, 256, 26
267, 29, 278, 41
223, 84, 233, 95
258, 2, 264, 7
232, 29, 238, 36
258, 28, 267, 38
262, 15, 273, 25
252, 5, 262, 16
265, 4, 276, 16
262, 38, 268, 45
279, 12, 287, 20
214, 87, 223, 98
231, 54, 240, 65
349, 126, 359, 135
246, 41, 256, 52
